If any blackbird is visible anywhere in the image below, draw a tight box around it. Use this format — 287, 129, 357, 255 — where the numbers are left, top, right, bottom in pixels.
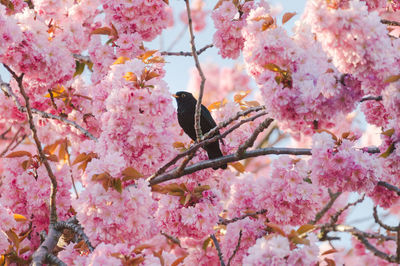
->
173, 91, 227, 170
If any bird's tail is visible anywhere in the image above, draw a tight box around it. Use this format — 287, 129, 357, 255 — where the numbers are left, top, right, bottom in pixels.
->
205, 142, 227, 170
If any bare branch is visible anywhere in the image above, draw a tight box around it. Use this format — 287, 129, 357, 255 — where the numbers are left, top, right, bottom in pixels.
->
0, 127, 23, 157
184, 0, 205, 141
321, 224, 396, 242
227, 230, 242, 266
219, 210, 267, 225
330, 194, 365, 225
55, 217, 94, 252
354, 231, 397, 263
210, 234, 226, 266
161, 232, 181, 247
310, 190, 342, 225
4, 64, 58, 225
149, 147, 312, 185
161, 44, 214, 56
0, 75, 97, 141
32, 226, 63, 266
377, 181, 400, 196
45, 253, 67, 266
236, 117, 273, 156
360, 95, 383, 102
381, 19, 400, 27
397, 225, 400, 263
373, 206, 400, 231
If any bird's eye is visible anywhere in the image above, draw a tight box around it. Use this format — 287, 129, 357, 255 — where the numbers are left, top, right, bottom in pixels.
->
181, 94, 186, 98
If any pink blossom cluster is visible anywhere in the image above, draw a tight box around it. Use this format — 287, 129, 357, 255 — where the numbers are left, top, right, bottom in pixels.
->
0, 6, 23, 54
303, 0, 398, 95
243, 4, 362, 136
211, 1, 247, 59
0, 203, 17, 254
180, 0, 208, 32
1, 10, 75, 96
226, 157, 325, 226
156, 188, 222, 238
73, 180, 158, 246
187, 62, 251, 105
0, 156, 72, 248
361, 101, 389, 127
242, 234, 319, 265
257, 156, 325, 225
86, 58, 180, 176
101, 0, 173, 41
310, 132, 380, 193
221, 218, 265, 265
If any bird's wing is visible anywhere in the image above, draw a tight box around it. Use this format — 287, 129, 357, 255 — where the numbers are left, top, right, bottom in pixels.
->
201, 104, 217, 132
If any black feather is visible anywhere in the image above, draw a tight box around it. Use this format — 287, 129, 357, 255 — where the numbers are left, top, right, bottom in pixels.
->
174, 91, 227, 170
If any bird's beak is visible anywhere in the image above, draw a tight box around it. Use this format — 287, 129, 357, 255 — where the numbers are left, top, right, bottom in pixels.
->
172, 94, 179, 98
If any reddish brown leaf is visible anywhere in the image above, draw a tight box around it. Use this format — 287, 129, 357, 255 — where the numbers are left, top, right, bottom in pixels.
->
282, 12, 297, 24
6, 151, 32, 158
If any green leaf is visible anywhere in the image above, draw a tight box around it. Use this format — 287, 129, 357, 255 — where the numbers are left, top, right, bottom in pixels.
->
379, 143, 395, 158
113, 179, 122, 193
382, 128, 395, 137
74, 61, 85, 77
202, 237, 211, 251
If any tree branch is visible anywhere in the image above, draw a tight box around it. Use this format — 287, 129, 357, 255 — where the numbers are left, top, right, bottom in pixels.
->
360, 95, 383, 102
0, 74, 97, 141
310, 190, 342, 225
149, 147, 312, 185
184, 0, 205, 141
210, 234, 226, 266
377, 181, 400, 196
236, 117, 273, 156
330, 194, 365, 225
227, 230, 242, 266
219, 210, 267, 225
373, 206, 400, 231
32, 225, 63, 266
4, 65, 58, 225
381, 19, 400, 27
161, 44, 214, 56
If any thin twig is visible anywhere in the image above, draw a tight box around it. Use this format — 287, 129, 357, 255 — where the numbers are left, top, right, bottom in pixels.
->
354, 232, 397, 263
161, 44, 214, 56
0, 127, 23, 157
330, 194, 365, 225
320, 224, 396, 242
377, 181, 400, 196
4, 64, 58, 225
219, 210, 267, 225
381, 19, 400, 27
227, 230, 242, 266
373, 206, 400, 231
210, 234, 226, 266
161, 232, 181, 247
310, 191, 342, 225
184, 0, 205, 141
236, 117, 273, 156
150, 147, 312, 185
0, 74, 97, 141
360, 95, 383, 102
